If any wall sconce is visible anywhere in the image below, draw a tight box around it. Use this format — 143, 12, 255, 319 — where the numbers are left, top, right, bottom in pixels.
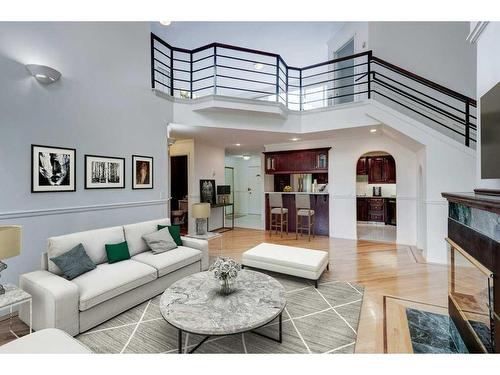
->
25, 64, 61, 84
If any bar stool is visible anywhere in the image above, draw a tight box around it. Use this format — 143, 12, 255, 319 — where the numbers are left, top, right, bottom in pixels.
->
269, 193, 288, 238
296, 194, 315, 241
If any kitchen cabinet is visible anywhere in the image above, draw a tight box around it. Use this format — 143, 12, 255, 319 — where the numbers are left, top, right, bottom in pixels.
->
367, 155, 396, 184
356, 157, 368, 175
386, 198, 397, 225
357, 197, 394, 223
264, 148, 330, 174
357, 198, 368, 221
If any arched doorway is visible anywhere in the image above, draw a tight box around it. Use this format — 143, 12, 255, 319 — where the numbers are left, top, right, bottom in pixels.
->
356, 151, 397, 242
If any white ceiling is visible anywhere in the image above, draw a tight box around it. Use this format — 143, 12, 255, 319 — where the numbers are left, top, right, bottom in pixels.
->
151, 22, 345, 67
168, 123, 390, 156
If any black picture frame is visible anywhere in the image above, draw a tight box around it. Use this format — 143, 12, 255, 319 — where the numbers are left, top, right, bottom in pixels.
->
200, 179, 216, 205
84, 154, 126, 189
132, 155, 154, 189
31, 144, 76, 193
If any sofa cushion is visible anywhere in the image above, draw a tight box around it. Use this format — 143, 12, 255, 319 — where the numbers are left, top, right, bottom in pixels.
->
123, 218, 171, 256
72, 259, 157, 311
50, 243, 96, 280
132, 246, 202, 278
105, 241, 131, 264
142, 228, 177, 254
47, 226, 125, 275
157, 225, 183, 246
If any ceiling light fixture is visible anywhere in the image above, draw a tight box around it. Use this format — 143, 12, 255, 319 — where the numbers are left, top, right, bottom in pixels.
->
159, 21, 171, 26
235, 143, 241, 146
370, 129, 377, 133
254, 63, 264, 70
242, 155, 251, 160
290, 137, 300, 142
25, 64, 61, 84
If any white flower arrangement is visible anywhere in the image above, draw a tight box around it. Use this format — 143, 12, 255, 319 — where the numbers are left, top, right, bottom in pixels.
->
209, 257, 241, 282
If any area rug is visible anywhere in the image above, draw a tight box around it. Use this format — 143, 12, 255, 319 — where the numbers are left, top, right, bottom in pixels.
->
76, 271, 364, 354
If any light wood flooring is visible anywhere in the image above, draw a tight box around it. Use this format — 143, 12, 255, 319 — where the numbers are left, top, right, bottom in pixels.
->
0, 228, 449, 352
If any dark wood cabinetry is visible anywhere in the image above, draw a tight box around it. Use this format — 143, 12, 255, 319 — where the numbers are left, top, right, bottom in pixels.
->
357, 197, 396, 224
357, 155, 396, 184
357, 198, 368, 221
264, 148, 330, 174
368, 156, 396, 184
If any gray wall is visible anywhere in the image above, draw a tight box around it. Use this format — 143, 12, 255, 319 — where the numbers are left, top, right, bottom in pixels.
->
0, 22, 173, 283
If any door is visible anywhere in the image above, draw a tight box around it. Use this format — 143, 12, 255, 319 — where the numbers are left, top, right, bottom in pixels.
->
247, 165, 262, 215
334, 38, 355, 104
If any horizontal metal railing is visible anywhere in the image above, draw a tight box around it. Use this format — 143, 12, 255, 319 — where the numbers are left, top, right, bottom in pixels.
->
151, 33, 477, 147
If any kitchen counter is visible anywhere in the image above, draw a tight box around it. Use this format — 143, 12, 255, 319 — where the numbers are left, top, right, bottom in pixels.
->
356, 196, 396, 199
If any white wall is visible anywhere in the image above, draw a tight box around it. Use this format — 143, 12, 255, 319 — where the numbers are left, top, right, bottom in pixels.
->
475, 22, 500, 190
368, 22, 476, 98
0, 22, 173, 284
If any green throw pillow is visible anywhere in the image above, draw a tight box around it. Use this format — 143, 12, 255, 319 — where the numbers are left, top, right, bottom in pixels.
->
105, 241, 130, 264
158, 225, 182, 246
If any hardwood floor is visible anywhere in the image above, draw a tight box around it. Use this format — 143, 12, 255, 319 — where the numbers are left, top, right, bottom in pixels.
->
0, 228, 449, 352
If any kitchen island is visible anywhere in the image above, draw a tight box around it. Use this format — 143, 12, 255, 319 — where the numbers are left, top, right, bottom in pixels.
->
265, 192, 329, 236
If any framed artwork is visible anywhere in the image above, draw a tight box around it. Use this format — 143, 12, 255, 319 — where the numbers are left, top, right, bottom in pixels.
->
200, 179, 216, 205
31, 144, 76, 193
132, 155, 154, 189
84, 154, 125, 189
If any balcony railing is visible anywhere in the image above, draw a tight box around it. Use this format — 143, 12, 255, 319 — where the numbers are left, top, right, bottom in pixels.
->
151, 33, 477, 147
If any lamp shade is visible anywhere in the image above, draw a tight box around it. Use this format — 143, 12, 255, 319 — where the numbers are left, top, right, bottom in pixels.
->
0, 226, 22, 259
192, 203, 211, 219
217, 185, 231, 195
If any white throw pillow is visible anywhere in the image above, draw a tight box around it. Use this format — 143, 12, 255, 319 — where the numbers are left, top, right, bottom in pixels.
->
142, 227, 178, 254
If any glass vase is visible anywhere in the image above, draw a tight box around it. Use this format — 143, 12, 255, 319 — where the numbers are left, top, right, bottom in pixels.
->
219, 277, 233, 295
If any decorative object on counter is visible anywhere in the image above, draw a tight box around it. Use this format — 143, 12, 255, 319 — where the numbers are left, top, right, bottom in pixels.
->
317, 183, 328, 192
132, 155, 153, 189
192, 202, 211, 235
217, 185, 231, 204
373, 186, 382, 197
199, 179, 216, 204
32, 144, 76, 192
0, 226, 22, 295
283, 185, 292, 192
85, 154, 125, 189
269, 193, 288, 238
208, 257, 241, 295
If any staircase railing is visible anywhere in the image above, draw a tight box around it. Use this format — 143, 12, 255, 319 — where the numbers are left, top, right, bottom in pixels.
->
151, 33, 477, 147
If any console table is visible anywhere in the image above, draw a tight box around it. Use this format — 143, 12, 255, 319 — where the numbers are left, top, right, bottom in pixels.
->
442, 191, 500, 353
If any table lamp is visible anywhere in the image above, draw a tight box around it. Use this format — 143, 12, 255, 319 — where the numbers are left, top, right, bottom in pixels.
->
0, 226, 22, 295
192, 203, 211, 235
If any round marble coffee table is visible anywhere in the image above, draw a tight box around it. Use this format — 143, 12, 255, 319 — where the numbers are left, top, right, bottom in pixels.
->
160, 270, 286, 353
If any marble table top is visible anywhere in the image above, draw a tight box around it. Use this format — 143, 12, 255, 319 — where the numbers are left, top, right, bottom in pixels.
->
0, 284, 31, 309
160, 270, 286, 335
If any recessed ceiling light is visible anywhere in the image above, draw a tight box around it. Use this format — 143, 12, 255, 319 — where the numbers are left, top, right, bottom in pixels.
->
242, 155, 251, 160
290, 137, 300, 141
159, 21, 171, 26
370, 129, 377, 133
254, 63, 264, 70
235, 143, 241, 146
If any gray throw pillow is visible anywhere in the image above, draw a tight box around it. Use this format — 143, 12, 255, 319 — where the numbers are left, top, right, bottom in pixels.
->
50, 243, 96, 280
142, 227, 178, 254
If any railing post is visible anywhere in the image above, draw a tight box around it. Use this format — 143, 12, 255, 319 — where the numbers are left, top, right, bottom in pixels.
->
276, 56, 280, 103
286, 66, 289, 109
170, 48, 174, 97
150, 33, 155, 89
213, 46, 217, 95
299, 69, 303, 111
190, 51, 193, 99
465, 100, 470, 147
367, 51, 372, 99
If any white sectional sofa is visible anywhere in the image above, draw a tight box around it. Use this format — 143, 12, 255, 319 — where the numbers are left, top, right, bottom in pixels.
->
18, 218, 208, 336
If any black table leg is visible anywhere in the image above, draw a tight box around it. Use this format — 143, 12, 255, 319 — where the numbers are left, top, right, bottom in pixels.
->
178, 329, 183, 353
250, 312, 283, 343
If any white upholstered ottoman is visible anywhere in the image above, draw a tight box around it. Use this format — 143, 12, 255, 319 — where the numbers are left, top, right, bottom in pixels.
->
0, 328, 91, 354
241, 243, 329, 287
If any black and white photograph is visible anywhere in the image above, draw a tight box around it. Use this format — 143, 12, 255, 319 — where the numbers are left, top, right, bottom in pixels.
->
199, 179, 216, 204
31, 144, 76, 192
132, 155, 153, 189
85, 154, 125, 189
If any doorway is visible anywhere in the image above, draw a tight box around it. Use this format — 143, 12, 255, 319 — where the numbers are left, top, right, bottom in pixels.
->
334, 38, 355, 105
170, 155, 188, 233
356, 151, 397, 242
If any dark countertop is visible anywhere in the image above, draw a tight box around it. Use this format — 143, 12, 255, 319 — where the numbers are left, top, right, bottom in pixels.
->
442, 191, 500, 215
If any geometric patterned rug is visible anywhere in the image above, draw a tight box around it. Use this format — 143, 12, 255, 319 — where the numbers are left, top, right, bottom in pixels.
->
76, 271, 364, 354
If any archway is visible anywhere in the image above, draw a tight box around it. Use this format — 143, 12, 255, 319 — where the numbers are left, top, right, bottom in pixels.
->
356, 151, 397, 242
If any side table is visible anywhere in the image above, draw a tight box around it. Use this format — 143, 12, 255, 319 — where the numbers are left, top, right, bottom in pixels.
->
0, 283, 32, 337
